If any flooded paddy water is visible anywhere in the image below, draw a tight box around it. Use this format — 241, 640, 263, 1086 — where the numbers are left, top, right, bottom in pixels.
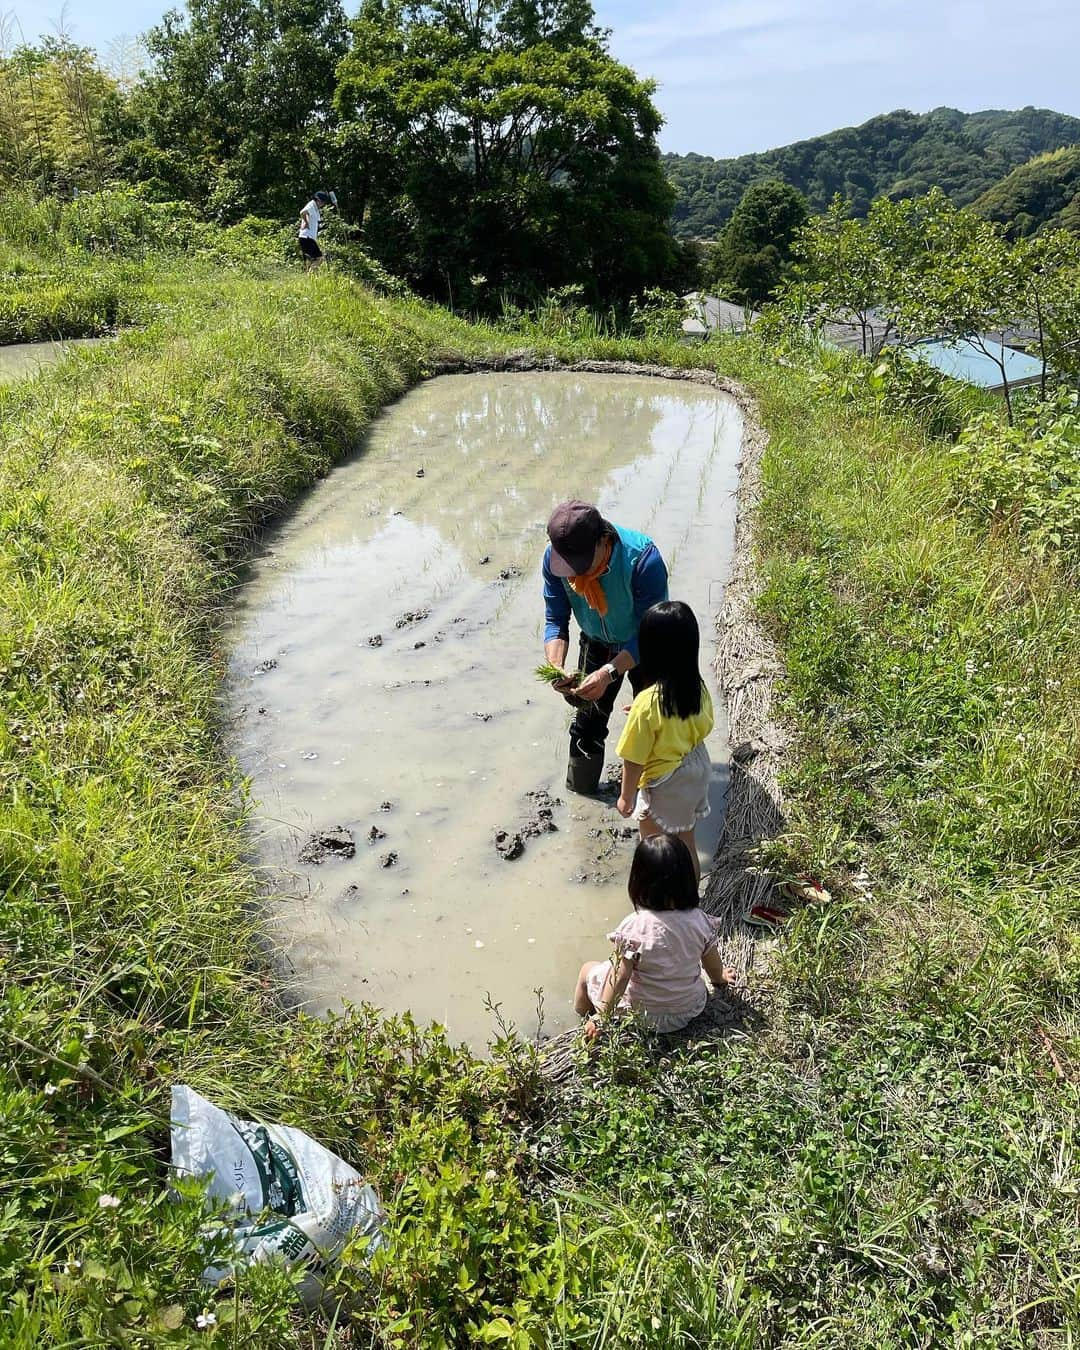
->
225, 371, 744, 1045
0, 338, 104, 384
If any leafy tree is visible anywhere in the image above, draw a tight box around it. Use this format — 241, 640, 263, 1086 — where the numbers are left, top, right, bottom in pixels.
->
782, 192, 957, 355
884, 195, 1032, 421
0, 29, 118, 191
116, 0, 347, 217
1017, 231, 1080, 395
334, 0, 676, 307
706, 179, 807, 305
784, 197, 892, 355
788, 189, 1080, 419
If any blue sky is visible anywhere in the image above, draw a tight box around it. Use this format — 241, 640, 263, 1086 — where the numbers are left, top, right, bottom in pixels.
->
9, 0, 1080, 157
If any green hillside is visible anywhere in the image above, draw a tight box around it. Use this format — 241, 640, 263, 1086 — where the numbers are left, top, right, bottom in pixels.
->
666, 106, 1080, 237
972, 144, 1080, 236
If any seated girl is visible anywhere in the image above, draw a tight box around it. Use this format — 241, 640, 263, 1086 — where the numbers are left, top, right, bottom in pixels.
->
573, 834, 735, 1038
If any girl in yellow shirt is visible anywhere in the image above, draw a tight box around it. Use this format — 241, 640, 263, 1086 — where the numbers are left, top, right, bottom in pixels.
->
616, 601, 713, 880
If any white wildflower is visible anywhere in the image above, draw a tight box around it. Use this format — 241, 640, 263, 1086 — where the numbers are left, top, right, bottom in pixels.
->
196, 1311, 217, 1330
44, 1083, 58, 1096
97, 1193, 121, 1209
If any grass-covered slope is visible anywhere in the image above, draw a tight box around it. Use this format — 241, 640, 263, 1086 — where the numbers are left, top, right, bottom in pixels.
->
1, 263, 576, 1347
2, 232, 1079, 1345
529, 334, 1080, 1344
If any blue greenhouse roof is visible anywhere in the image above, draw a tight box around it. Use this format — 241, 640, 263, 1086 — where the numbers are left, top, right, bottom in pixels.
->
910, 338, 1043, 391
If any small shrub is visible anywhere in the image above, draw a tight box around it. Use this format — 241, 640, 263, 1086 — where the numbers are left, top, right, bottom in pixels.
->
804, 344, 975, 440
956, 392, 1080, 565
627, 288, 689, 341
500, 285, 616, 340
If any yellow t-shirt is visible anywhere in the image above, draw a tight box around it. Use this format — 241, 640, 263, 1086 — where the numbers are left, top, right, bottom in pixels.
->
616, 683, 714, 786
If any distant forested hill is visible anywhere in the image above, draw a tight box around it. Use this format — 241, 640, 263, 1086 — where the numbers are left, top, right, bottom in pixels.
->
971, 146, 1080, 236
666, 107, 1080, 237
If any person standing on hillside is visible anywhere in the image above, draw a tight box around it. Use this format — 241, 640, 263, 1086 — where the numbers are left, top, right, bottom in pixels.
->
542, 500, 669, 794
297, 190, 331, 270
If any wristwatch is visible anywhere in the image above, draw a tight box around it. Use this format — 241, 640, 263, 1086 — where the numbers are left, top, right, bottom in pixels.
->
602, 662, 618, 682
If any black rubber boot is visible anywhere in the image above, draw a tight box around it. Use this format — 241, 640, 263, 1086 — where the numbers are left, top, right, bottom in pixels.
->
566, 748, 605, 795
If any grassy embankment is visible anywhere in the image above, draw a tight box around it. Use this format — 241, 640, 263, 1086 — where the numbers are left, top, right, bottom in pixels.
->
2, 201, 1078, 1345
1, 244, 571, 1347
535, 330, 1080, 1344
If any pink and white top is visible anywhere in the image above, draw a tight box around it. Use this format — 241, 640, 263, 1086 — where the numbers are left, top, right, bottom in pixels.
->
607, 907, 720, 1030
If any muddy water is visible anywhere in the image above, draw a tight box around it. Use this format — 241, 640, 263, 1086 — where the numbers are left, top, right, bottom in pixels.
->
226, 372, 743, 1045
0, 338, 104, 385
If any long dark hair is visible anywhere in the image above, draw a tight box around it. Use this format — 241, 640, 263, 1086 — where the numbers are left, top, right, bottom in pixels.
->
638, 600, 703, 720
628, 835, 699, 912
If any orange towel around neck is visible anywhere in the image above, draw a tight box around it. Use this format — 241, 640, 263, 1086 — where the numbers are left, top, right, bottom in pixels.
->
568, 537, 613, 617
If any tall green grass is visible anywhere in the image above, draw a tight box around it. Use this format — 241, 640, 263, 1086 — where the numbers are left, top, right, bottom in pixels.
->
0, 189, 406, 341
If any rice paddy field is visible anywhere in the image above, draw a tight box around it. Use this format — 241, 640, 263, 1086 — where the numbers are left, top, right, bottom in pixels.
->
1, 193, 1078, 1347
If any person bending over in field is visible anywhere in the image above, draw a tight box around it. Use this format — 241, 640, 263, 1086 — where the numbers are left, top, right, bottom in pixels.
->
616, 600, 713, 881
574, 834, 735, 1039
541, 499, 668, 795
298, 190, 331, 270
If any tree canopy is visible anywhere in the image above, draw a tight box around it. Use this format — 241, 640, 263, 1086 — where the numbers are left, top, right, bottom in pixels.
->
114, 0, 348, 217
705, 179, 807, 306
784, 189, 1080, 417
972, 146, 1080, 239
333, 0, 676, 307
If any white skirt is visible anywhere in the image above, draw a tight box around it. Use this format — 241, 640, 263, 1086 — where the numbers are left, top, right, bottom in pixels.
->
634, 741, 712, 834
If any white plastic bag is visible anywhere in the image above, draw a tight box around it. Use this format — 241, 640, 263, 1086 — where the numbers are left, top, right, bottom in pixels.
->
170, 1085, 383, 1305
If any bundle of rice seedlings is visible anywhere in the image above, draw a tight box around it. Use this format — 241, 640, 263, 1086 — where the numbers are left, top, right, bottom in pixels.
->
535, 662, 584, 687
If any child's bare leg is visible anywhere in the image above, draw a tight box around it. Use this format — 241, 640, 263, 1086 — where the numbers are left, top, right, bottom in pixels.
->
574, 962, 597, 1016
678, 828, 701, 883
638, 816, 701, 883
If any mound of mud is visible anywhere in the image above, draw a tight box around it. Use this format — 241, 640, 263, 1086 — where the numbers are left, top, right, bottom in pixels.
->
299, 827, 356, 864
494, 788, 562, 861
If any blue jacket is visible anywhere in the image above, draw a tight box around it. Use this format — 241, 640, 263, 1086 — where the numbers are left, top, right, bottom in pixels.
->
542, 524, 668, 662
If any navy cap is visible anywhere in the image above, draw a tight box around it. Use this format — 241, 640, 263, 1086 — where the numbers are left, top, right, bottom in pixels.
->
547, 500, 605, 577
